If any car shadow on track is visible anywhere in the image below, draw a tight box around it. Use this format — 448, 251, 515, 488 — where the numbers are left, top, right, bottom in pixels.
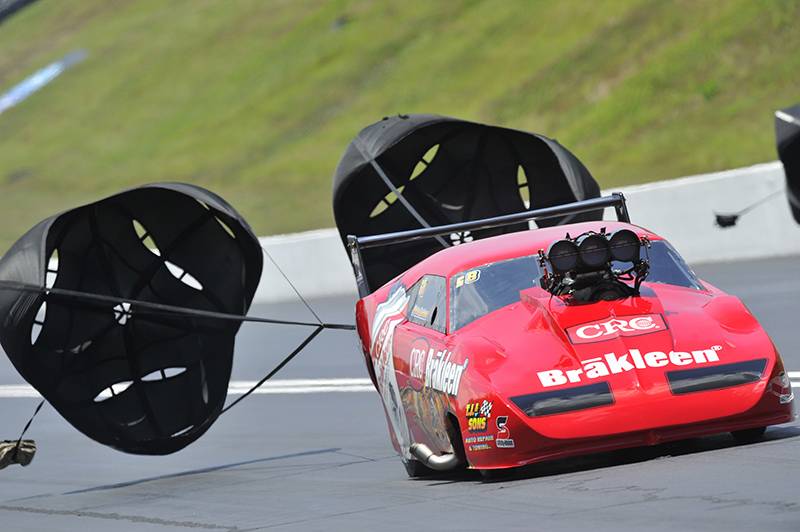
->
417, 424, 800, 485
59, 447, 343, 495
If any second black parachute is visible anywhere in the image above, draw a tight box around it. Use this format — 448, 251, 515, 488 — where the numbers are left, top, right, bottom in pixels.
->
332, 114, 601, 292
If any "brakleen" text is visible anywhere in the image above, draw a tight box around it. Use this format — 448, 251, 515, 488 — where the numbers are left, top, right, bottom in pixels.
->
537, 346, 722, 387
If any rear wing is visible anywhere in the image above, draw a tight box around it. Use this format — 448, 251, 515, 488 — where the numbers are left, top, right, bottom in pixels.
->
347, 193, 630, 297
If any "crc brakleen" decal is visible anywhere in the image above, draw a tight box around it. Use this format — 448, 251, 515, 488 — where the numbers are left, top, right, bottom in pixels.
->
537, 345, 723, 388
566, 314, 666, 344
425, 350, 468, 396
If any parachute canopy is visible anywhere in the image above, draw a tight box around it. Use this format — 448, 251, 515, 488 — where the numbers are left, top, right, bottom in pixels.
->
332, 114, 601, 293
0, 183, 262, 455
776, 104, 800, 224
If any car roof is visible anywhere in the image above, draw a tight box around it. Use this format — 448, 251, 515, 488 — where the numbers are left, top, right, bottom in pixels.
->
408, 221, 663, 279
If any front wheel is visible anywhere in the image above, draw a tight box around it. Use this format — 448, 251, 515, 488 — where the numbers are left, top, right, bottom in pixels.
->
479, 468, 510, 482
731, 427, 766, 444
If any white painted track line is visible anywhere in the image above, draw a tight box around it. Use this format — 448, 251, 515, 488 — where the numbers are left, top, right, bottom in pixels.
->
0, 378, 375, 398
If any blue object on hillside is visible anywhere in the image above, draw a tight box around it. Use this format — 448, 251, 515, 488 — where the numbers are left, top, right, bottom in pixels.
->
0, 49, 87, 116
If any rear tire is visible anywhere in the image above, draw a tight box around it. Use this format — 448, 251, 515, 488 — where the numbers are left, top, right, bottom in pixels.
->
404, 415, 467, 478
731, 427, 767, 444
403, 458, 435, 478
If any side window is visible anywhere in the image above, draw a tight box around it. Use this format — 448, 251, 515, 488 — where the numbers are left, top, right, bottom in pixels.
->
406, 275, 447, 333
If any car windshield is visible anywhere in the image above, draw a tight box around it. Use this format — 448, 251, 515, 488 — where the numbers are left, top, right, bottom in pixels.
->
449, 240, 703, 331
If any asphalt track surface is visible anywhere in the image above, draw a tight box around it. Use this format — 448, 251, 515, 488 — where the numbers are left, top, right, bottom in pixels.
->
1, 255, 799, 531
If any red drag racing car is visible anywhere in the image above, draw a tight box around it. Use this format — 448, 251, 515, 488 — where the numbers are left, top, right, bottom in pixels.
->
348, 194, 795, 477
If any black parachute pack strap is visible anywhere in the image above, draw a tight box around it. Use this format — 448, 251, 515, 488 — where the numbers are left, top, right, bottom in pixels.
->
217, 242, 350, 412
221, 325, 324, 413
0, 399, 43, 470
211, 240, 358, 413
0, 281, 354, 331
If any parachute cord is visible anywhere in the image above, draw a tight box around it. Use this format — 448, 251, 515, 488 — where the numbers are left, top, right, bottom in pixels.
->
12, 399, 44, 461
733, 188, 784, 217
0, 281, 354, 331
258, 244, 324, 326
221, 325, 324, 413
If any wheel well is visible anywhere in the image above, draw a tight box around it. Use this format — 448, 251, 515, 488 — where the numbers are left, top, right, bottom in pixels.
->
445, 412, 467, 466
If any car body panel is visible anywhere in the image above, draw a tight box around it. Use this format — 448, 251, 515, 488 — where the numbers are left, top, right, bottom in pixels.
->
354, 221, 794, 470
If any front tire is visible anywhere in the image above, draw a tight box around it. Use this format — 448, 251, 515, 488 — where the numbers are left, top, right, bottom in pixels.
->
731, 427, 767, 444
479, 468, 509, 482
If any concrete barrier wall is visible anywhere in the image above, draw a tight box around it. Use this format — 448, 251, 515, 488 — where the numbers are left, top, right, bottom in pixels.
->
608, 161, 800, 264
254, 229, 357, 303
254, 161, 798, 303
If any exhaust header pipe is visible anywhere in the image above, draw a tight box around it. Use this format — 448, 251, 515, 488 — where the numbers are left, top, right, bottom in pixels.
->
409, 442, 460, 471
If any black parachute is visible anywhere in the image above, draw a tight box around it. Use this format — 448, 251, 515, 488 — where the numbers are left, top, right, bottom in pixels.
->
0, 183, 263, 455
776, 104, 800, 224
332, 114, 601, 292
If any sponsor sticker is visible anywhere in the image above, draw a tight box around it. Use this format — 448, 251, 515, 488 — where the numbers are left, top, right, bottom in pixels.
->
566, 314, 666, 344
454, 269, 481, 289
465, 434, 494, 452
495, 416, 515, 448
465, 400, 493, 433
370, 285, 412, 458
424, 350, 468, 396
537, 345, 723, 388
409, 338, 429, 382
410, 305, 429, 320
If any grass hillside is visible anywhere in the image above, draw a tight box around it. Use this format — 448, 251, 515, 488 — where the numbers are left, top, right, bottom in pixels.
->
0, 0, 798, 250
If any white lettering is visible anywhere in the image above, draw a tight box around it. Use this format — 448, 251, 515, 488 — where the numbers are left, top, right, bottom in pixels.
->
629, 316, 655, 330
538, 345, 725, 387
409, 347, 429, 380
604, 319, 633, 334
669, 351, 693, 366
424, 349, 468, 396
570, 314, 663, 343
644, 351, 668, 367
538, 370, 568, 387
576, 324, 603, 339
582, 357, 610, 378
605, 353, 635, 373
629, 349, 647, 369
566, 368, 584, 382
692, 348, 719, 363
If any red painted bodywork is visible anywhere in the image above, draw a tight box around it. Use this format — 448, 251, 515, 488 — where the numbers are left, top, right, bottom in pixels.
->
355, 221, 795, 470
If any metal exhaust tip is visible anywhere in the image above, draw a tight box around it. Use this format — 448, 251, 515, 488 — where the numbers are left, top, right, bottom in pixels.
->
409, 442, 460, 471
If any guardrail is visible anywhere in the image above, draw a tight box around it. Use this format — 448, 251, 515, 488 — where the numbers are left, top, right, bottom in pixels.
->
253, 161, 799, 304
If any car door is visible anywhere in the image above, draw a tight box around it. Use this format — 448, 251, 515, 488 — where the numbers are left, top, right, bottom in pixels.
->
391, 274, 453, 452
